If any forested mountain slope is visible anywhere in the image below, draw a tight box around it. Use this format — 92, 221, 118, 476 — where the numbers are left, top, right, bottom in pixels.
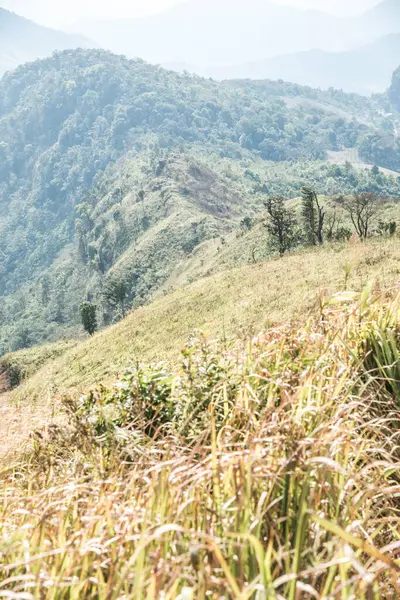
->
1, 49, 400, 353
0, 8, 93, 76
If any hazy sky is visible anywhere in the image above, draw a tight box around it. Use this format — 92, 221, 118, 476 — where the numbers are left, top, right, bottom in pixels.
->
1, 0, 379, 27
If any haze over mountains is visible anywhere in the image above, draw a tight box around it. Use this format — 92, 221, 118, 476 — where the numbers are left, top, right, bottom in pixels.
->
72, 1, 345, 66
0, 8, 94, 76
1, 0, 400, 93
68, 0, 400, 94
188, 33, 400, 95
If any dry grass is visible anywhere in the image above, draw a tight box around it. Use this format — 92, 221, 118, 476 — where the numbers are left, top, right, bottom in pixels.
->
14, 238, 400, 395
1, 237, 400, 461
1, 289, 400, 598
0, 339, 77, 388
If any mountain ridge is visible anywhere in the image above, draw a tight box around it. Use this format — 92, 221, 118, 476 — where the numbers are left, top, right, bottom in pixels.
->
193, 32, 400, 94
70, 1, 345, 67
0, 7, 95, 76
67, 0, 400, 93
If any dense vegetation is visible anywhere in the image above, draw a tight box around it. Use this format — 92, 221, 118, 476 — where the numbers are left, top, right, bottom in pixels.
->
1, 49, 400, 354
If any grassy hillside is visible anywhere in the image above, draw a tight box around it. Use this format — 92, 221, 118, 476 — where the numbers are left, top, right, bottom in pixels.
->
1, 236, 399, 460
2, 48, 400, 354
1, 279, 400, 597
2, 147, 400, 355
0, 339, 77, 392
0, 151, 257, 353
3, 15, 400, 598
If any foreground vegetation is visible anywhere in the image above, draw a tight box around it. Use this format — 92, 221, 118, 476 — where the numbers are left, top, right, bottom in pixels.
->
1, 236, 399, 461
6, 236, 400, 403
1, 285, 400, 598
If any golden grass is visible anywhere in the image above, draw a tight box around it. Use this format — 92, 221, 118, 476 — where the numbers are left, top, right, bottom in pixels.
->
2, 237, 400, 461
16, 238, 400, 392
0, 340, 77, 461
1, 289, 400, 598
0, 339, 77, 384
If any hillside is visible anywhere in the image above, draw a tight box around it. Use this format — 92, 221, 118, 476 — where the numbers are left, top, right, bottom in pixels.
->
0, 8, 94, 76
3, 48, 400, 354
1, 238, 400, 597
1, 235, 400, 458
3, 5, 400, 597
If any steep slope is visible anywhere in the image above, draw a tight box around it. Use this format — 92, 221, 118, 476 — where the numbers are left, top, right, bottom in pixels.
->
0, 147, 253, 353
204, 34, 400, 94
388, 62, 400, 109
2, 235, 400, 460
0, 8, 94, 76
2, 48, 392, 353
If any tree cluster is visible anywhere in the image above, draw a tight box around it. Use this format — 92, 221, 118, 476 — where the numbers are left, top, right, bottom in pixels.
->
264, 190, 389, 256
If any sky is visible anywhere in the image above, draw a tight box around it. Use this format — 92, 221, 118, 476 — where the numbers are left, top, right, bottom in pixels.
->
1, 0, 379, 27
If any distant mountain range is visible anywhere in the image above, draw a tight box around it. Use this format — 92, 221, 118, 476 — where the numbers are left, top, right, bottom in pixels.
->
71, 0, 394, 63
1, 0, 400, 95
70, 0, 347, 67
361, 0, 400, 36
65, 0, 400, 94
172, 32, 400, 95
0, 8, 95, 76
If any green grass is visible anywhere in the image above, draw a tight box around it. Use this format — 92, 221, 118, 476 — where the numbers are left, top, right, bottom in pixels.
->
1, 287, 400, 598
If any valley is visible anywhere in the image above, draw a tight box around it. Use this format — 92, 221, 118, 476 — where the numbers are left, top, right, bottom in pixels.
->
2, 2, 400, 598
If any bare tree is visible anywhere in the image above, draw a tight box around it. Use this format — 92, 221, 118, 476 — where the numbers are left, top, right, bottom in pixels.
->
343, 193, 379, 240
